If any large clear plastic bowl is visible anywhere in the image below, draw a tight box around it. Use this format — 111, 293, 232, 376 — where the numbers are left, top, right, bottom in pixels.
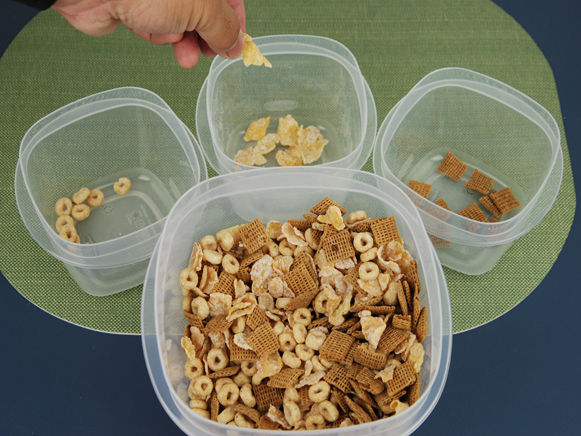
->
197, 35, 377, 174
141, 168, 452, 436
15, 87, 208, 295
373, 68, 563, 274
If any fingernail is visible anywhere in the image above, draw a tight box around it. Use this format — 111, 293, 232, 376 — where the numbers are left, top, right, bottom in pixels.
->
226, 31, 244, 59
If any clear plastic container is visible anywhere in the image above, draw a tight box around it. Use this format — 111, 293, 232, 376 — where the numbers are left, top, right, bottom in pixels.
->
373, 68, 563, 275
15, 87, 208, 296
141, 168, 452, 436
196, 35, 377, 174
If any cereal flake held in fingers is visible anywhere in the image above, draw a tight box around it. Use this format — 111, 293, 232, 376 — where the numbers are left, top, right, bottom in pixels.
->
241, 33, 272, 68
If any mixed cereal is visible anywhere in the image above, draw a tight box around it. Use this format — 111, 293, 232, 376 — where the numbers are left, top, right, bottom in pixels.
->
180, 197, 428, 429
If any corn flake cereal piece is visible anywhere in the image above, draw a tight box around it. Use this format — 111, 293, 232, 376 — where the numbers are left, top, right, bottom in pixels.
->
251, 255, 275, 294
208, 292, 232, 317
281, 222, 308, 247
234, 146, 267, 166
298, 126, 329, 164
360, 313, 386, 349
278, 115, 300, 146
317, 205, 345, 231
241, 33, 272, 68
181, 336, 197, 361
276, 145, 302, 166
255, 133, 280, 155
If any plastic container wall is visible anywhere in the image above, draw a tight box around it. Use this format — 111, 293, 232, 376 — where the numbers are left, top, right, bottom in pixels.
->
142, 168, 453, 436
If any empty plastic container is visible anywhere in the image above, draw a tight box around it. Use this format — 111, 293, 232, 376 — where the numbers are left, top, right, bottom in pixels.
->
15, 87, 208, 296
196, 35, 377, 174
373, 68, 563, 274
141, 167, 452, 436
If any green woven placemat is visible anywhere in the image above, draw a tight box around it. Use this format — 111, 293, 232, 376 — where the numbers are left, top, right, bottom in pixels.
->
0, 0, 574, 334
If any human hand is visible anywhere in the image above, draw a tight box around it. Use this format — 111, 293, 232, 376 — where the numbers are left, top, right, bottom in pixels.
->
52, 0, 246, 68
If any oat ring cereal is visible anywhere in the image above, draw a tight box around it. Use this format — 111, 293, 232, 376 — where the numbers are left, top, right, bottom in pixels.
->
55, 198, 73, 216
308, 381, 331, 403
192, 375, 214, 397
318, 400, 339, 422
359, 261, 380, 281
55, 215, 74, 233
353, 232, 374, 252
59, 223, 77, 242
222, 253, 240, 274
113, 177, 131, 195
306, 414, 326, 430
217, 382, 239, 406
207, 348, 229, 371
87, 189, 104, 207
71, 204, 90, 221
72, 187, 90, 205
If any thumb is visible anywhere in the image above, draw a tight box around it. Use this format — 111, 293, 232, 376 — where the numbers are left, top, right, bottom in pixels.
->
195, 0, 243, 58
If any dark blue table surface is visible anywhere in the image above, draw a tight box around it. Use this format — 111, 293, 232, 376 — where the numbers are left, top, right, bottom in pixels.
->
1, 1, 580, 435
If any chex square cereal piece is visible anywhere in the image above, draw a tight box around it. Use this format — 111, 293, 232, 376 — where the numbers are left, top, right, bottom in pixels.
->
293, 251, 318, 285
347, 363, 363, 380
318, 224, 339, 250
437, 151, 468, 181
356, 367, 385, 395
349, 297, 383, 313
205, 315, 232, 333
364, 305, 396, 315
435, 198, 451, 211
253, 384, 284, 412
240, 250, 263, 269
324, 364, 351, 393
352, 331, 366, 340
464, 169, 495, 195
397, 281, 409, 316
407, 373, 421, 406
288, 219, 311, 232
302, 213, 318, 223
234, 403, 262, 423
489, 187, 521, 215
344, 396, 372, 423
210, 391, 219, 421
211, 271, 236, 297
308, 316, 332, 330
229, 338, 258, 362
412, 291, 421, 329
310, 197, 347, 216
349, 379, 378, 408
354, 397, 378, 421
239, 218, 268, 254
415, 306, 428, 343
425, 198, 451, 221
309, 228, 323, 248
322, 229, 356, 264
246, 306, 270, 330
349, 219, 374, 233
386, 361, 416, 396
428, 233, 453, 248
208, 365, 240, 379
299, 385, 314, 406
258, 415, 279, 430
285, 262, 317, 296
374, 389, 406, 408
247, 323, 279, 357
402, 279, 413, 309
458, 202, 489, 222
339, 340, 360, 366
377, 325, 408, 354
479, 190, 502, 218
267, 368, 304, 389
392, 314, 412, 331
235, 266, 252, 283
285, 288, 319, 311
332, 388, 349, 413
408, 180, 432, 198
407, 260, 422, 294
370, 216, 403, 246
319, 330, 355, 361
183, 311, 205, 332
353, 345, 387, 370
332, 317, 359, 331
344, 264, 365, 295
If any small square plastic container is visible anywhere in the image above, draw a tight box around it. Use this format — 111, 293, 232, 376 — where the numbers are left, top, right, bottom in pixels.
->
141, 167, 452, 436
373, 68, 563, 275
15, 87, 208, 296
196, 35, 377, 174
